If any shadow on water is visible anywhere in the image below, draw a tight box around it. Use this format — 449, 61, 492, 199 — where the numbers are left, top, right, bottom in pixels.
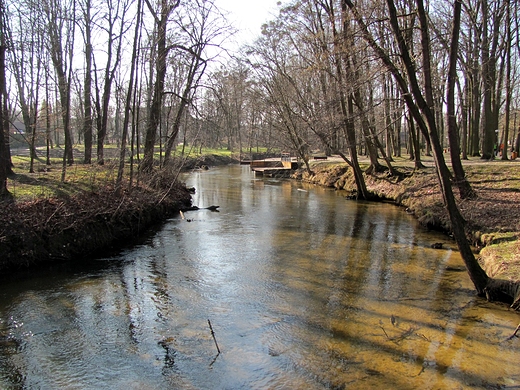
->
0, 165, 519, 389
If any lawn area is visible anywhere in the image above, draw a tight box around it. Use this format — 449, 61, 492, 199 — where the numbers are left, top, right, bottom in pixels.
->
6, 145, 243, 200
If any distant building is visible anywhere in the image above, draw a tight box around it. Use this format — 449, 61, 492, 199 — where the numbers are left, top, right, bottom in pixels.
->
9, 120, 46, 149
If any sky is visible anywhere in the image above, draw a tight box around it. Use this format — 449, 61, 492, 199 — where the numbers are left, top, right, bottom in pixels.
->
214, 0, 282, 47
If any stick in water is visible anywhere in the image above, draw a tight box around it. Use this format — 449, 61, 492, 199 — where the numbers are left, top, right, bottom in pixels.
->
208, 319, 221, 354
505, 323, 520, 341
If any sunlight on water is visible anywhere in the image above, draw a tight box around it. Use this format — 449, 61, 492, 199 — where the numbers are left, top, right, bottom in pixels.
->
0, 165, 519, 389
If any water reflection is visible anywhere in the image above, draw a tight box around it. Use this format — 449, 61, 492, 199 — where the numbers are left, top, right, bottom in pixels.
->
0, 165, 519, 389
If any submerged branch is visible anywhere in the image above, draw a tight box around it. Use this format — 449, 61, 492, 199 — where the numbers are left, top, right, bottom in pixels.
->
208, 319, 221, 355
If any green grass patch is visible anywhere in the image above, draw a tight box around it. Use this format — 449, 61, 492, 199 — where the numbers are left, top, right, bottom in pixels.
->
8, 158, 124, 201
480, 233, 520, 280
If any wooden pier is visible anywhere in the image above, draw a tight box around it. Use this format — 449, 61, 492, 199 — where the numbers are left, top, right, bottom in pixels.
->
249, 154, 299, 178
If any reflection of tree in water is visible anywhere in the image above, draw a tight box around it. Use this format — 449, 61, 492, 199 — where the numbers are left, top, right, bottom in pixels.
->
120, 236, 179, 370
0, 326, 25, 388
158, 337, 176, 369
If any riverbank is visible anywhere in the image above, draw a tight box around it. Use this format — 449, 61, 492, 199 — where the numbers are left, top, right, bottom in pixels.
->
0, 152, 242, 272
1, 152, 518, 283
0, 153, 205, 272
0, 180, 193, 272
293, 158, 520, 282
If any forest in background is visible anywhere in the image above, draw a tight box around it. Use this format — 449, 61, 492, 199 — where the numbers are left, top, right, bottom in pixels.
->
0, 0, 519, 185
0, 0, 520, 305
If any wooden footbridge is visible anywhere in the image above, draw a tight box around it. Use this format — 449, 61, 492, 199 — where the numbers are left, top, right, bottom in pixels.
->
248, 153, 299, 178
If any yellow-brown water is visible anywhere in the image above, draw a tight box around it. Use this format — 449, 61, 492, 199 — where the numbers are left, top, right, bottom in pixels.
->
0, 165, 518, 389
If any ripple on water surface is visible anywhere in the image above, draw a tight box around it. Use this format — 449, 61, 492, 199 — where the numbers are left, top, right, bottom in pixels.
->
0, 165, 519, 389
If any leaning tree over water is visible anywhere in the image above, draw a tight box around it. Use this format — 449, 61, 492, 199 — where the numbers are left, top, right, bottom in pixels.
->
344, 0, 519, 306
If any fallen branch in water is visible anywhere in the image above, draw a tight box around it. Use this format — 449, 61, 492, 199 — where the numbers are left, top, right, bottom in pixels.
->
379, 325, 390, 339
208, 319, 221, 354
503, 323, 520, 342
182, 205, 220, 212
380, 324, 426, 344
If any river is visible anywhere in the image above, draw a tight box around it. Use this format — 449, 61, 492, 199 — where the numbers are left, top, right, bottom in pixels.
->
0, 164, 519, 389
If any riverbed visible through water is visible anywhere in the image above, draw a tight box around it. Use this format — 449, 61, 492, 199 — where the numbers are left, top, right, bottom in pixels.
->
0, 164, 519, 389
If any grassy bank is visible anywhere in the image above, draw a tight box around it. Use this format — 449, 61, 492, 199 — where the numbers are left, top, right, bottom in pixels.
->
6, 146, 239, 201
294, 158, 520, 282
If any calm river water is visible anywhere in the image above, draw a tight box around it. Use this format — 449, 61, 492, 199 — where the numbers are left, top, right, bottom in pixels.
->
0, 164, 519, 389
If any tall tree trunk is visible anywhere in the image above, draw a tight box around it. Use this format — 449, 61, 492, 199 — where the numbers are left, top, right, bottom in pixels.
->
0, 37, 10, 198
407, 113, 424, 169
501, 0, 511, 161
445, 0, 476, 199
1, 81, 10, 176
412, 0, 487, 292
45, 85, 52, 166
459, 78, 469, 160
45, 0, 74, 180
116, 0, 142, 195
83, 0, 93, 164
97, 6, 121, 165
468, 25, 481, 157
6, 9, 42, 174
141, 0, 179, 172
349, 50, 386, 175
328, 0, 370, 199
29, 98, 39, 174
481, 1, 495, 160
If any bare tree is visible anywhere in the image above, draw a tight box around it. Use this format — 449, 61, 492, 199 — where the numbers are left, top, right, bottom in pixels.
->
7, 1, 45, 173
116, 0, 143, 194
204, 63, 251, 152
163, 0, 223, 163
79, 0, 94, 164
140, 0, 180, 172
343, 0, 490, 294
0, 0, 10, 197
501, 0, 512, 161
250, 17, 315, 171
466, 5, 482, 157
324, 0, 371, 198
42, 0, 76, 181
480, 0, 506, 160
94, 0, 131, 165
444, 0, 476, 199
344, 0, 520, 306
